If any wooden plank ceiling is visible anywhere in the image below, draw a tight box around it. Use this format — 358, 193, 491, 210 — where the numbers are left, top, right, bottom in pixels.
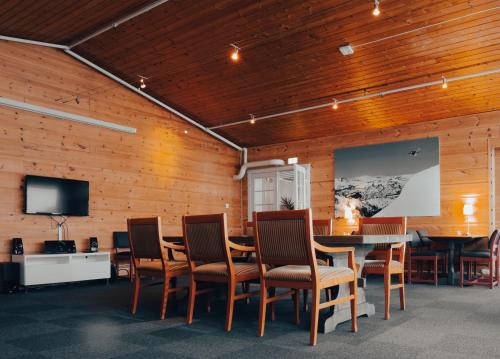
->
0, 0, 499, 147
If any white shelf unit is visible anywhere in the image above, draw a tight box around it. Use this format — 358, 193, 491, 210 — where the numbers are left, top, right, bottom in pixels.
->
248, 164, 310, 219
12, 252, 110, 286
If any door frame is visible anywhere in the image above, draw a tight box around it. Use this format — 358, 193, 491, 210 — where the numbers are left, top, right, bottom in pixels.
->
488, 139, 500, 233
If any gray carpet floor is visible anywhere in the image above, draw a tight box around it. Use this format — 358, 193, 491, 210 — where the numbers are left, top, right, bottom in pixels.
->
1, 278, 499, 359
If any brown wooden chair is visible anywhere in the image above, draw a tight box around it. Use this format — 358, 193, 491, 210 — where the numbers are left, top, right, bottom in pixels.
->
128, 217, 189, 320
183, 213, 260, 332
406, 229, 447, 286
460, 229, 500, 289
360, 216, 406, 320
254, 209, 358, 346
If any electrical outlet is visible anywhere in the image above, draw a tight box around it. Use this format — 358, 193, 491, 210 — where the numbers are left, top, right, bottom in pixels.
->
225, 203, 230, 209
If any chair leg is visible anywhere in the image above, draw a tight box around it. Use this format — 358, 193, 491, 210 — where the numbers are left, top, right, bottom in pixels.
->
160, 275, 170, 320
225, 280, 236, 332
302, 290, 308, 312
399, 273, 405, 311
489, 261, 494, 289
309, 287, 320, 346
186, 277, 196, 324
434, 257, 438, 287
384, 272, 391, 320
258, 285, 267, 337
293, 289, 300, 325
350, 279, 358, 332
496, 257, 500, 286
131, 272, 140, 314
459, 258, 464, 288
269, 287, 276, 321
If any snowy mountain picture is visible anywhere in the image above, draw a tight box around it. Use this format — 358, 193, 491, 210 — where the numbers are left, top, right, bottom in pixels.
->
334, 138, 440, 218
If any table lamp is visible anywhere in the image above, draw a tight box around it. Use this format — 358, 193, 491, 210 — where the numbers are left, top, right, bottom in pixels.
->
345, 206, 355, 226
463, 204, 473, 236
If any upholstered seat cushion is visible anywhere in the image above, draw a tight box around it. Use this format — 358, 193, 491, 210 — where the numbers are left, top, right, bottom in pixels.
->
264, 265, 354, 284
364, 260, 404, 271
136, 260, 189, 272
193, 262, 260, 278
461, 251, 490, 258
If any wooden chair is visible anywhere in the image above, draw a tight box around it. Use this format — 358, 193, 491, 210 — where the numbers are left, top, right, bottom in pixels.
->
360, 217, 406, 320
254, 209, 358, 346
460, 229, 500, 289
183, 213, 260, 332
128, 217, 189, 320
113, 231, 133, 281
406, 229, 447, 286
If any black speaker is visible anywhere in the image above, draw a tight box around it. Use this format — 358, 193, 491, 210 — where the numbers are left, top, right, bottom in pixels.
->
12, 238, 23, 255
0, 262, 20, 293
89, 237, 98, 253
44, 240, 76, 254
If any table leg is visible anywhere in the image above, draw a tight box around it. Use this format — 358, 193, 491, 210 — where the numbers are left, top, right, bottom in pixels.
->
319, 245, 375, 333
447, 241, 455, 285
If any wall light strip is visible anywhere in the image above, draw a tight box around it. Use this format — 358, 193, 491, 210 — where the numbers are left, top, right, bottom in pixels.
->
0, 96, 137, 133
208, 67, 500, 130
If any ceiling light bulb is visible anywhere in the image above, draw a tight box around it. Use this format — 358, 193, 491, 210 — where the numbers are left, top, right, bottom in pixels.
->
373, 0, 380, 16
231, 49, 239, 62
184, 129, 188, 134
332, 99, 338, 110
230, 44, 240, 62
249, 114, 256, 124
140, 82, 146, 89
442, 76, 448, 89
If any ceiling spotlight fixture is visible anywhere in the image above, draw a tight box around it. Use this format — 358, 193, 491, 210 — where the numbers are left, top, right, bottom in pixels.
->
332, 98, 339, 110
184, 129, 189, 134
249, 114, 256, 124
230, 44, 240, 62
372, 0, 381, 16
338, 44, 354, 56
441, 75, 448, 89
138, 75, 148, 90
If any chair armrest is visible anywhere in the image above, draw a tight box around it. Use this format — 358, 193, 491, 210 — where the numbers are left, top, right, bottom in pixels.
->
390, 242, 405, 250
228, 241, 255, 252
163, 241, 186, 251
314, 241, 354, 254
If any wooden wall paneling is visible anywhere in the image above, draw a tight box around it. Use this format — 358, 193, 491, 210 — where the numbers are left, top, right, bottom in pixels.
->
246, 111, 500, 237
0, 41, 241, 262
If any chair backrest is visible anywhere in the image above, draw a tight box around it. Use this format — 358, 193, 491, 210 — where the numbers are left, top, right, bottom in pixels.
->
113, 231, 129, 248
359, 217, 405, 235
127, 217, 165, 262
254, 209, 316, 268
488, 229, 500, 256
182, 213, 231, 264
312, 219, 333, 236
406, 229, 422, 248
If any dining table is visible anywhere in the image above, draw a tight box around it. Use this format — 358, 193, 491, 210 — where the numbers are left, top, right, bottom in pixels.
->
164, 234, 411, 334
427, 235, 485, 285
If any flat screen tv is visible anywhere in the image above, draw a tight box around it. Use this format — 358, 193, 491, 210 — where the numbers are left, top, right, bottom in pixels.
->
24, 175, 89, 216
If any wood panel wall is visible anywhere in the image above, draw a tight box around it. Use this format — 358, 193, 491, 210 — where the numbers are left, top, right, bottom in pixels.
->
0, 41, 242, 262
496, 148, 500, 230
246, 110, 500, 236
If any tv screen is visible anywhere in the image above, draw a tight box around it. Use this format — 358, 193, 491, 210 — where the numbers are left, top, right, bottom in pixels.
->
24, 175, 89, 216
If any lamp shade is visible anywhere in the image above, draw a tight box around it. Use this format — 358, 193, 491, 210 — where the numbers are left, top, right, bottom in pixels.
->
463, 204, 474, 216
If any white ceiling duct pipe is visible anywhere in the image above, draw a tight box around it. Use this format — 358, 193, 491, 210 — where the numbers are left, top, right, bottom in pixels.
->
233, 148, 285, 180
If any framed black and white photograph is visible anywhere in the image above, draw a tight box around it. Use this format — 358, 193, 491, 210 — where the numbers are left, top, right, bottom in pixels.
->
335, 137, 440, 218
